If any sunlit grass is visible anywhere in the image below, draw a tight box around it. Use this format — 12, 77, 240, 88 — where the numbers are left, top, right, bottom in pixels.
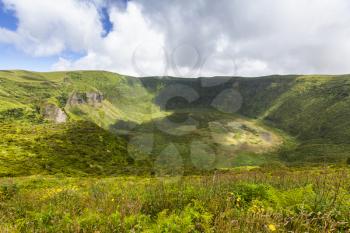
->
0, 167, 349, 232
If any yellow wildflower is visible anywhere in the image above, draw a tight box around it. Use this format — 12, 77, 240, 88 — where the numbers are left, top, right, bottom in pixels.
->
40, 187, 63, 200
268, 224, 276, 232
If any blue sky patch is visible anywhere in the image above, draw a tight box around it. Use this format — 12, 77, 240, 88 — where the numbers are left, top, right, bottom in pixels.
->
0, 44, 57, 71
100, 7, 113, 37
0, 1, 18, 31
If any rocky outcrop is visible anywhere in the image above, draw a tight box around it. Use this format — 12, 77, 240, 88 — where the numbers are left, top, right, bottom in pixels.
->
42, 104, 67, 123
68, 92, 104, 107
86, 92, 104, 106
68, 92, 86, 105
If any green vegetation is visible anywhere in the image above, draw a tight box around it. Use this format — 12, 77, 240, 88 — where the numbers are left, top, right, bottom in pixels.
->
0, 70, 288, 177
1, 70, 350, 231
2, 71, 350, 167
0, 167, 349, 232
141, 74, 350, 164
238, 75, 350, 164
0, 70, 164, 124
0, 121, 152, 176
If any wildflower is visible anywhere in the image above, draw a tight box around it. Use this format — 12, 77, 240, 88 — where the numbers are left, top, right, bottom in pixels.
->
40, 187, 63, 200
268, 224, 276, 232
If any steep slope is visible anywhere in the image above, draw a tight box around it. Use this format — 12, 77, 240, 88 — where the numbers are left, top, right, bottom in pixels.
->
1, 70, 350, 177
0, 70, 161, 176
0, 121, 148, 176
0, 70, 286, 176
141, 75, 350, 163
237, 75, 350, 141
238, 75, 350, 163
0, 70, 165, 124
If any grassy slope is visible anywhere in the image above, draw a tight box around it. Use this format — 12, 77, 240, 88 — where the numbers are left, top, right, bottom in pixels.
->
1, 71, 350, 231
0, 121, 144, 176
0, 70, 161, 176
238, 75, 350, 163
141, 74, 350, 163
1, 71, 350, 176
0, 70, 290, 176
126, 109, 285, 171
0, 167, 349, 232
0, 70, 163, 123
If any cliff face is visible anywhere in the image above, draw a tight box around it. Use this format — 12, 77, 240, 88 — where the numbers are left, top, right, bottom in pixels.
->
68, 92, 104, 107
42, 104, 67, 123
86, 92, 104, 106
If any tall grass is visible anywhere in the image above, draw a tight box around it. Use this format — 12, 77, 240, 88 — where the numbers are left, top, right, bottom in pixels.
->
0, 167, 349, 232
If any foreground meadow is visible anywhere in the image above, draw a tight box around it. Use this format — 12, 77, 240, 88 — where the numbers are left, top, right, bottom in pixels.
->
0, 166, 349, 233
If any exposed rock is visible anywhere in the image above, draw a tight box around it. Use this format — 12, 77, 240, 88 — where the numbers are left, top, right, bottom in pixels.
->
86, 92, 104, 106
68, 92, 103, 107
42, 104, 67, 123
68, 92, 87, 105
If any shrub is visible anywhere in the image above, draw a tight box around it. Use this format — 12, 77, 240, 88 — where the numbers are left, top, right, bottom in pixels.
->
123, 213, 151, 232
108, 211, 122, 232
78, 210, 106, 232
0, 183, 19, 200
233, 183, 271, 204
267, 184, 315, 212
152, 201, 212, 233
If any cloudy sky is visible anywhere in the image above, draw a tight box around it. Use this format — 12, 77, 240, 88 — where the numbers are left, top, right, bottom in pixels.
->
1, 0, 350, 77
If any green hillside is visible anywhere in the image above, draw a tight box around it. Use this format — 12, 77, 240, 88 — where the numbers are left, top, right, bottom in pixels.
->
0, 70, 161, 176
141, 75, 350, 164
238, 75, 350, 163
1, 70, 350, 232
1, 70, 350, 176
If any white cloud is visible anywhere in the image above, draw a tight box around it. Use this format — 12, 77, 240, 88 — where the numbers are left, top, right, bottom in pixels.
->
53, 2, 166, 76
2, 0, 350, 76
0, 27, 18, 43
1, 0, 103, 56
